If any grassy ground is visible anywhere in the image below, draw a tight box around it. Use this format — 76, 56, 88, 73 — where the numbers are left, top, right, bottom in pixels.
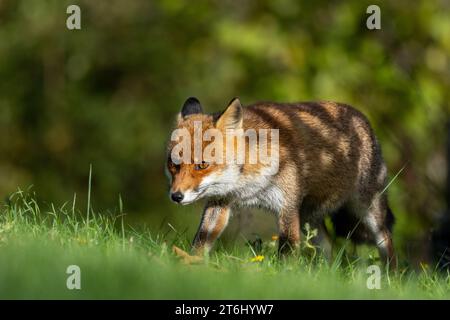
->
0, 189, 449, 299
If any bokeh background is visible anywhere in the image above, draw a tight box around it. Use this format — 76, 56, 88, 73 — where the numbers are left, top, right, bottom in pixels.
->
0, 0, 449, 264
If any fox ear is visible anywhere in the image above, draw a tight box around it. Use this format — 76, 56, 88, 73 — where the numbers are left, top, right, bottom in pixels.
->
180, 97, 203, 118
216, 98, 243, 130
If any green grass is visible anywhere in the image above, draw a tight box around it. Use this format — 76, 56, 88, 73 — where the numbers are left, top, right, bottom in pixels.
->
0, 189, 449, 299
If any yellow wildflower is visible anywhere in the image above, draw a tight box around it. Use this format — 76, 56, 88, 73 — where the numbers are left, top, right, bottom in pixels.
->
250, 255, 264, 262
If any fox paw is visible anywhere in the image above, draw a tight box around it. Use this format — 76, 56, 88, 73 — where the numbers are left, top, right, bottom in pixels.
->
172, 245, 203, 265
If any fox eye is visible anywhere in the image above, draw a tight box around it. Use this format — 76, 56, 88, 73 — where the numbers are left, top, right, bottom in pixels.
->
195, 161, 209, 170
168, 157, 180, 172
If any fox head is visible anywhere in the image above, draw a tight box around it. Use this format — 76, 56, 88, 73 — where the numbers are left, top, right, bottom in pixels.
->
166, 97, 245, 205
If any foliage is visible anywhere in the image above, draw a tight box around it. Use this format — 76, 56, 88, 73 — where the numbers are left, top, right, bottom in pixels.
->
0, 191, 449, 299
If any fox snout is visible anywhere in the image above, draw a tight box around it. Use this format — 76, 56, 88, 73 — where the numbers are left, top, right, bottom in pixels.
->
169, 187, 203, 205
168, 169, 204, 205
170, 191, 184, 203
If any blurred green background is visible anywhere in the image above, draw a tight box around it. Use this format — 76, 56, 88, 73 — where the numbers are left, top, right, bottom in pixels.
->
0, 0, 448, 262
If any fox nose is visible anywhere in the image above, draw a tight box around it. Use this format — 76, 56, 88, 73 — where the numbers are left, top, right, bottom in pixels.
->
171, 192, 184, 203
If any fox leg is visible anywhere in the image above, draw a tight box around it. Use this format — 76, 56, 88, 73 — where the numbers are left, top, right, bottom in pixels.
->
377, 228, 396, 269
278, 209, 301, 255
191, 202, 230, 256
367, 221, 396, 269
362, 197, 397, 269
371, 223, 396, 269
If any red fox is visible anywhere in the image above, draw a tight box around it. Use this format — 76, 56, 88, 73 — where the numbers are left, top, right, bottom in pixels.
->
166, 97, 396, 266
